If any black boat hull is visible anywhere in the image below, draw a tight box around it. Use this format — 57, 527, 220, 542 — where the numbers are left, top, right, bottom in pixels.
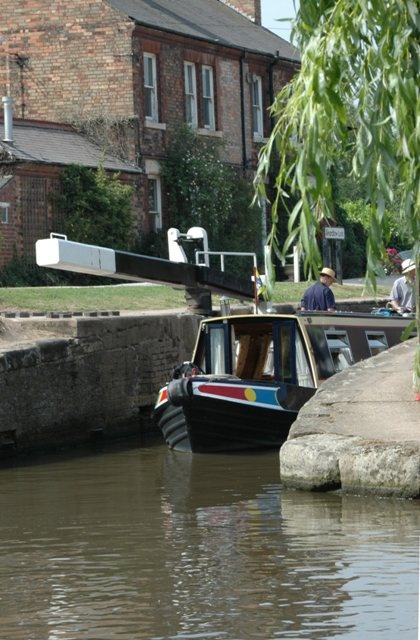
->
155, 379, 316, 452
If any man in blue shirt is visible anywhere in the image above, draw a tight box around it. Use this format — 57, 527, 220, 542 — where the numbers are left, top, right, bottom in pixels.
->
300, 267, 337, 312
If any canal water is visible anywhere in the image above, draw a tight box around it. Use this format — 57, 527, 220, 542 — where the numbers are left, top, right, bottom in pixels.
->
0, 437, 418, 640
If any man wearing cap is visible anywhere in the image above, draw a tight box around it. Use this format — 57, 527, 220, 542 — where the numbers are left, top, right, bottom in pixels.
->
389, 258, 416, 313
300, 267, 337, 312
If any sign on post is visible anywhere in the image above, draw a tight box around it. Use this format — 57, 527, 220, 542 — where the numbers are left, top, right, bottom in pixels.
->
324, 227, 345, 240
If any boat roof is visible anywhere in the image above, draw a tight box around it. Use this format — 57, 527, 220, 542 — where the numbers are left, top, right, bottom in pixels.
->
202, 311, 414, 327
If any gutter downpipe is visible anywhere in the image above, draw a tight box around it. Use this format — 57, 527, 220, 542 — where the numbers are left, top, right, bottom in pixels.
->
268, 52, 280, 132
239, 51, 247, 174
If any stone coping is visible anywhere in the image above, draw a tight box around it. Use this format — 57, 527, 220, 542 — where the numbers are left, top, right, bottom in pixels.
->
280, 338, 419, 499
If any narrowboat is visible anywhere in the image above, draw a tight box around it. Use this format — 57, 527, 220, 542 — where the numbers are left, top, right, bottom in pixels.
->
154, 311, 414, 453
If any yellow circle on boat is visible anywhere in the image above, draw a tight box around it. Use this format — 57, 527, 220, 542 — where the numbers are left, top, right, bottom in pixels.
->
244, 388, 257, 402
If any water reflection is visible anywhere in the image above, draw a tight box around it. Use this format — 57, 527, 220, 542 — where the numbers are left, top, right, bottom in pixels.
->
0, 441, 418, 639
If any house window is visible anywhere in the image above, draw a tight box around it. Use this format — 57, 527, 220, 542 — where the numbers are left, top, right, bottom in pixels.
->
144, 53, 158, 122
148, 177, 162, 231
202, 65, 215, 130
0, 202, 9, 224
184, 62, 198, 128
252, 75, 264, 138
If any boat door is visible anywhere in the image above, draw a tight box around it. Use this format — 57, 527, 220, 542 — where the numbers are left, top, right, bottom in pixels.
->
200, 322, 233, 375
270, 320, 315, 387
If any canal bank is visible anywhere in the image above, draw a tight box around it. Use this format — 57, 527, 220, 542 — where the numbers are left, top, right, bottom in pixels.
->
0, 311, 200, 455
1, 302, 419, 500
280, 337, 420, 499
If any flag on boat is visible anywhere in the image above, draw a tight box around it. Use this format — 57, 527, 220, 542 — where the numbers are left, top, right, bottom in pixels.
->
255, 270, 264, 297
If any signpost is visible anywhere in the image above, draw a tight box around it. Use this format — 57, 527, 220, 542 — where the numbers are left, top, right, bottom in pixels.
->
324, 227, 345, 241
323, 227, 345, 282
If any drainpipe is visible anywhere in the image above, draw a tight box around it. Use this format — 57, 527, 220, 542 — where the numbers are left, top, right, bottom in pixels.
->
268, 51, 300, 127
268, 51, 280, 131
239, 51, 248, 174
2, 96, 14, 143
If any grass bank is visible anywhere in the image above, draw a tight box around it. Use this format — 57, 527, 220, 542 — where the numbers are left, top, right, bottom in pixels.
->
0, 281, 390, 313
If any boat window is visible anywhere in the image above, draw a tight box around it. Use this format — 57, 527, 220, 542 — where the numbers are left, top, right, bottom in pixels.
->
262, 341, 274, 378
366, 331, 388, 356
209, 327, 227, 374
232, 324, 273, 380
325, 331, 354, 372
279, 325, 292, 382
295, 331, 315, 387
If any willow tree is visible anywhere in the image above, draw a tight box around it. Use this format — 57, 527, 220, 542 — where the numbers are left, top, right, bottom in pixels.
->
255, 0, 419, 392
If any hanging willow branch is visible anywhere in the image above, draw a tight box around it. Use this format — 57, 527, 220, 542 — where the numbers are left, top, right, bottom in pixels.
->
255, 0, 419, 390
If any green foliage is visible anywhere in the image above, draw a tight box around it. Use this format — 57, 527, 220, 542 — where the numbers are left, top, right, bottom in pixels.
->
255, 0, 419, 389
0, 256, 57, 286
56, 164, 134, 250
341, 198, 413, 249
256, 0, 419, 283
333, 156, 414, 252
0, 255, 119, 287
134, 230, 169, 259
162, 125, 263, 274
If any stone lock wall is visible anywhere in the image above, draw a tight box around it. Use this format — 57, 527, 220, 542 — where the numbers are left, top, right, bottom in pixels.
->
0, 313, 200, 455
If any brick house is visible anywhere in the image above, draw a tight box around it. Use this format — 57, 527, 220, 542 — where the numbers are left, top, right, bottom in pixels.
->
0, 0, 299, 266
0, 115, 142, 268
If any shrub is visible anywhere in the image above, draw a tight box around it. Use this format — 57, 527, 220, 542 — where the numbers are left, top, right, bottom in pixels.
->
161, 125, 263, 276
56, 164, 134, 250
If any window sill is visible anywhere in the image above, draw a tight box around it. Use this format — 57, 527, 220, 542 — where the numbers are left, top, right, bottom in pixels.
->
144, 120, 167, 130
253, 133, 268, 143
197, 128, 223, 138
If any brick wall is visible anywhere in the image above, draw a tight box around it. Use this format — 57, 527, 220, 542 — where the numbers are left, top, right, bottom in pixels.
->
135, 29, 292, 171
0, 168, 57, 268
1, 3, 295, 170
0, 175, 18, 267
221, 0, 262, 24
0, 0, 135, 122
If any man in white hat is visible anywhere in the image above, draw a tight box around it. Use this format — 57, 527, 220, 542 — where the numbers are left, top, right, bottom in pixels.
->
300, 267, 337, 312
389, 258, 416, 313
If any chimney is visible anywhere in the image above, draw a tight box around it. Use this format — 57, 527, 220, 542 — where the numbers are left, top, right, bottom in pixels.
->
2, 96, 14, 143
222, 0, 261, 25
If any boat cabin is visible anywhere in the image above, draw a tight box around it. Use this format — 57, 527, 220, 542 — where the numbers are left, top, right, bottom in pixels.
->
191, 312, 412, 387
193, 315, 315, 388
155, 311, 414, 452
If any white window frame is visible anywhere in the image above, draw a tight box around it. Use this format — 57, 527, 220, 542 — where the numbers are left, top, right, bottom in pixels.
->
202, 65, 215, 130
184, 62, 198, 128
0, 202, 9, 224
148, 176, 162, 231
252, 75, 264, 139
144, 53, 158, 122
